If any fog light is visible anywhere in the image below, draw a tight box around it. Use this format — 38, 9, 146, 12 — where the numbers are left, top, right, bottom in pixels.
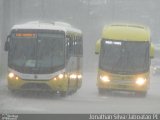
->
53, 78, 57, 81
15, 77, 19, 80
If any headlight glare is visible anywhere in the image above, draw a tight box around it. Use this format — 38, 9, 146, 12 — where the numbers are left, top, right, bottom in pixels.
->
53, 73, 64, 81
53, 77, 57, 81
100, 75, 110, 82
58, 74, 64, 79
8, 72, 15, 78
15, 76, 19, 80
77, 74, 82, 79
8, 72, 19, 80
136, 77, 146, 86
70, 74, 77, 79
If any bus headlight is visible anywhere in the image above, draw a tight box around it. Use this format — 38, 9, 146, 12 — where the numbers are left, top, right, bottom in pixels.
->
8, 72, 19, 80
58, 74, 64, 79
53, 74, 64, 81
8, 72, 15, 78
77, 74, 82, 79
70, 74, 77, 79
100, 75, 110, 83
135, 77, 146, 86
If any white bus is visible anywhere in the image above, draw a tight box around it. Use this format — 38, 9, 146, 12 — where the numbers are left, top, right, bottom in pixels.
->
5, 21, 83, 96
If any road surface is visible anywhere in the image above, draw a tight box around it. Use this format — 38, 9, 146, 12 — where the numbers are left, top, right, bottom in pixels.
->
0, 72, 160, 114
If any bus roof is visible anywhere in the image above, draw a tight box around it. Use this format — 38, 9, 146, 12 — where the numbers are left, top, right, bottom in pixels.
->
11, 21, 82, 34
102, 24, 150, 41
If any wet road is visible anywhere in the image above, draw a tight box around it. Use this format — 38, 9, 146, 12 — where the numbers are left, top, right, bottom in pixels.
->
0, 72, 160, 114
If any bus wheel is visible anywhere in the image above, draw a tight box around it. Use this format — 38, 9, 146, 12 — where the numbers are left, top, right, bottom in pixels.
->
135, 91, 147, 97
69, 89, 76, 95
8, 89, 20, 96
60, 91, 67, 97
8, 87, 16, 94
73, 88, 77, 93
98, 88, 106, 95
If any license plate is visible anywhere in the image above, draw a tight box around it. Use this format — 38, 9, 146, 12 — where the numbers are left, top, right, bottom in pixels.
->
116, 85, 128, 89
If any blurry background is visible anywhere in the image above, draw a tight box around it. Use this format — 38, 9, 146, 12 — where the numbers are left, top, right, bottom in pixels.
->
0, 0, 160, 76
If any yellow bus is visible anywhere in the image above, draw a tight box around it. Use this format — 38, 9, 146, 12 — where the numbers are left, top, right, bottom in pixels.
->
4, 21, 83, 96
95, 24, 154, 96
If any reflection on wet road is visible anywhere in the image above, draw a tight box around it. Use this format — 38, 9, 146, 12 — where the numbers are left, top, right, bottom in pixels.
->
0, 72, 160, 113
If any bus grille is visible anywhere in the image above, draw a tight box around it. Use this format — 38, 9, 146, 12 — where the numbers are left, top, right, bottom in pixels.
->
21, 83, 51, 91
112, 80, 133, 85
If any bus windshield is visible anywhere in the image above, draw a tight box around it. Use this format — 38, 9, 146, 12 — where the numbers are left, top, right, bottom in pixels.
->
99, 40, 150, 74
8, 31, 65, 74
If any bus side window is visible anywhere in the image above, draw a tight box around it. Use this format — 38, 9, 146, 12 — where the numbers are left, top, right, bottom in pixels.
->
74, 37, 83, 57
66, 35, 83, 58
5, 35, 11, 51
66, 36, 74, 58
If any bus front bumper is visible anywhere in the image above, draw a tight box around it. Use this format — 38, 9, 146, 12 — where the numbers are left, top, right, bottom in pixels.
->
7, 77, 68, 92
97, 80, 148, 92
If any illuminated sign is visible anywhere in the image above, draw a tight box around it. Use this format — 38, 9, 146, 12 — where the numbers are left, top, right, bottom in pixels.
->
16, 33, 36, 37
105, 41, 122, 45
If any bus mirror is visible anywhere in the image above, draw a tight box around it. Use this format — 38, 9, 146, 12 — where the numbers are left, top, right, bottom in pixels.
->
95, 39, 101, 54
4, 36, 10, 51
150, 43, 154, 59
5, 41, 9, 51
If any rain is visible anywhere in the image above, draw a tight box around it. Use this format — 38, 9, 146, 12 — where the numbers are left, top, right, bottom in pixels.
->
0, 0, 160, 114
